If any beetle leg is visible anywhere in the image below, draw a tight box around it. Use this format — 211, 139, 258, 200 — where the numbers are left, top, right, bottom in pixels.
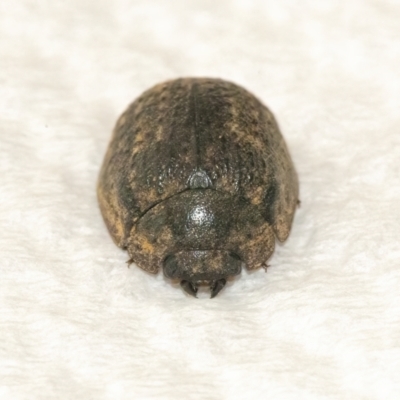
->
210, 278, 227, 298
126, 258, 134, 267
180, 280, 198, 298
262, 263, 270, 273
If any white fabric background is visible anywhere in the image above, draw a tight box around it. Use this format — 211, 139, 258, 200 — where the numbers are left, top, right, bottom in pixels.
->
1, 1, 399, 399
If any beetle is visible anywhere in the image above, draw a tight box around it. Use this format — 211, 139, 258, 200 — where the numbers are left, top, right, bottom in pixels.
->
97, 78, 299, 298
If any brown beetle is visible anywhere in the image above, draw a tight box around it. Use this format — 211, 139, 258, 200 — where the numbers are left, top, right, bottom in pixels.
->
98, 78, 299, 297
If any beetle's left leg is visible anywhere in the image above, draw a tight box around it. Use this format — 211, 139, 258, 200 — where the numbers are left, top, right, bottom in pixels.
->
210, 279, 227, 298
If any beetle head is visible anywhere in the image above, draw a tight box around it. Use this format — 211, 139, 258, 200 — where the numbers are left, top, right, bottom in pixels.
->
163, 250, 242, 297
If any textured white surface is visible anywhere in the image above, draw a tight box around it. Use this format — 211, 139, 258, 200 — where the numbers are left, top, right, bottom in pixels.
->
1, 1, 400, 399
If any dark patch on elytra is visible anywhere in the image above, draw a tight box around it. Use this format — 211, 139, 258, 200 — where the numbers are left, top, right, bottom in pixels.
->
262, 180, 278, 225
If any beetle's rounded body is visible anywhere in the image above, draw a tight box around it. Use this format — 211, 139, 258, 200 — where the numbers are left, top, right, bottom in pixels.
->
98, 78, 299, 297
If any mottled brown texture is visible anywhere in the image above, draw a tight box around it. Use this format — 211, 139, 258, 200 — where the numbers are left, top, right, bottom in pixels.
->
97, 77, 299, 296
